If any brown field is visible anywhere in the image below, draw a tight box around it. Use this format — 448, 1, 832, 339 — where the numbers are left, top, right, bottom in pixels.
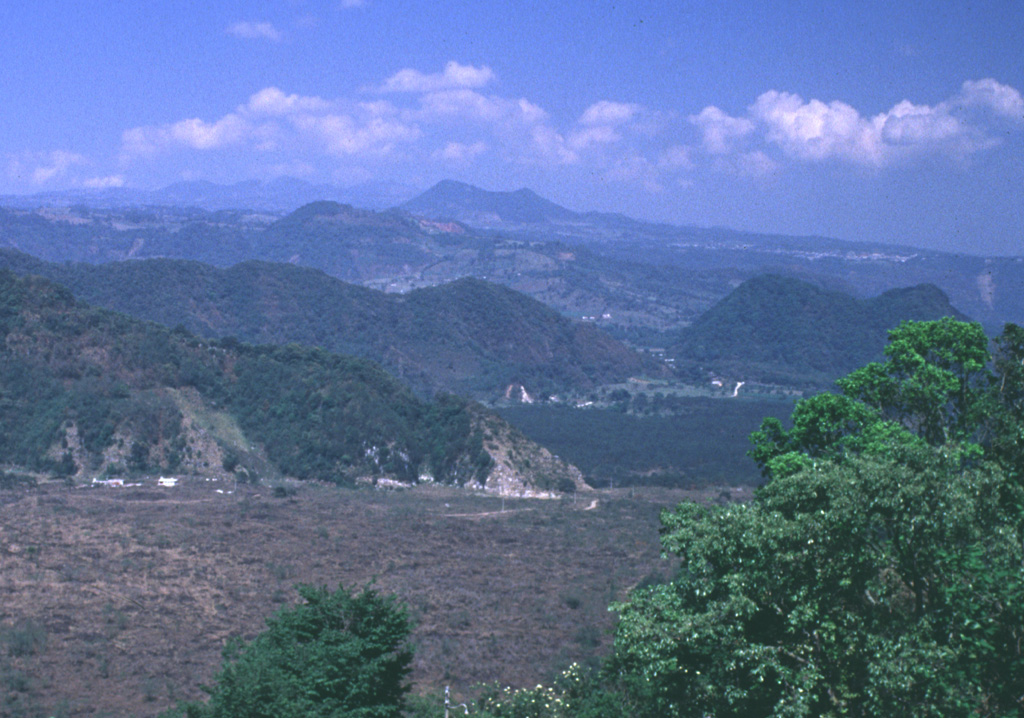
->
0, 480, 722, 717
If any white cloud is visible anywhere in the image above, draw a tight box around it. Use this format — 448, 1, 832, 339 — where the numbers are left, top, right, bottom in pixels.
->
28, 150, 87, 185
247, 87, 330, 116
226, 21, 282, 42
879, 100, 965, 145
579, 100, 641, 126
121, 88, 418, 161
433, 141, 488, 161
82, 175, 125, 189
957, 78, 1024, 119
170, 115, 251, 149
691, 79, 1024, 169
689, 106, 754, 154
123, 114, 252, 156
750, 91, 884, 164
568, 125, 621, 150
112, 67, 1021, 199
381, 61, 496, 93
293, 114, 421, 156
529, 124, 577, 165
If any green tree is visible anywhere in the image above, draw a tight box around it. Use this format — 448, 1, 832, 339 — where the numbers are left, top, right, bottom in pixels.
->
612, 320, 1024, 716
175, 584, 412, 718
611, 454, 1024, 717
751, 319, 993, 480
838, 317, 991, 445
988, 323, 1024, 480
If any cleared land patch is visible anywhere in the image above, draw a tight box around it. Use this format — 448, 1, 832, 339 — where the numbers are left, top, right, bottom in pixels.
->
0, 481, 703, 717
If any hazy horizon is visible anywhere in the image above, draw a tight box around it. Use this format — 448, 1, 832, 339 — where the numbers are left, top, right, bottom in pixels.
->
2, 1, 1022, 255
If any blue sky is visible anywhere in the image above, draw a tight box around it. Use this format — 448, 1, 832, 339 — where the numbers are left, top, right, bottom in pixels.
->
2, 1, 1022, 255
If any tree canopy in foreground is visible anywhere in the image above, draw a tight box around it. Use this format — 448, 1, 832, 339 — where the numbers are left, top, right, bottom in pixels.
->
611, 320, 1024, 717
171, 584, 412, 718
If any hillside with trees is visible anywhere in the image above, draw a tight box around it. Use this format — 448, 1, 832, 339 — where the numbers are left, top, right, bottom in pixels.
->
670, 274, 969, 387
0, 269, 581, 492
3, 192, 1022, 338
0, 249, 656, 399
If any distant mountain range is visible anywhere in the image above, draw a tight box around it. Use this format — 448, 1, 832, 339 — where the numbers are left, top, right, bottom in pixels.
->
0, 249, 658, 399
0, 269, 584, 493
670, 274, 970, 386
1, 180, 1021, 334
0, 176, 420, 212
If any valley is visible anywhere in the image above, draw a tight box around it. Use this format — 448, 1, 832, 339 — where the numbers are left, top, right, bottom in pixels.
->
0, 480, 693, 717
1, 178, 1021, 717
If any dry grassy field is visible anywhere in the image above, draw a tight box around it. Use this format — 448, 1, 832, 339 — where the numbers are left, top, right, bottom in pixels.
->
0, 480, 722, 717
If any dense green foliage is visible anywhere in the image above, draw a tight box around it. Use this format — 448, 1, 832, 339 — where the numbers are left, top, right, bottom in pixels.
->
612, 454, 1024, 717
749, 318, 998, 480
173, 584, 412, 718
0, 270, 497, 484
672, 275, 968, 387
610, 319, 1024, 716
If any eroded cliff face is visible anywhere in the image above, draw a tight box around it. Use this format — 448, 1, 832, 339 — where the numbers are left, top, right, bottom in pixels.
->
468, 405, 588, 497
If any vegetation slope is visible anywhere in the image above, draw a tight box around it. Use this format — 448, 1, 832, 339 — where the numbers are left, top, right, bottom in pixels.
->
0, 249, 655, 399
0, 270, 582, 492
670, 274, 969, 387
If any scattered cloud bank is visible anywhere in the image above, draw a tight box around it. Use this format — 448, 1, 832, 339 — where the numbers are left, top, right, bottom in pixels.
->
6, 150, 87, 186
380, 61, 496, 93
693, 79, 1024, 171
15, 61, 1023, 196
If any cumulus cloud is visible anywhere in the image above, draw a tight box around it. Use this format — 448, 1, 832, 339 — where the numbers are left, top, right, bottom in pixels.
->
415, 89, 541, 124
568, 125, 621, 150
407, 82, 571, 164
247, 87, 330, 116
113, 64, 1020, 198
690, 78, 1023, 169
957, 78, 1024, 119
226, 21, 282, 41
293, 114, 421, 156
750, 91, 884, 164
579, 100, 641, 126
880, 100, 966, 145
123, 113, 253, 156
119, 62, 583, 176
121, 86, 420, 161
381, 61, 496, 93
689, 106, 755, 154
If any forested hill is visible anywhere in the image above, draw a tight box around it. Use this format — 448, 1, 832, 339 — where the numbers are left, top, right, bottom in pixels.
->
671, 274, 970, 387
0, 269, 583, 492
0, 250, 656, 398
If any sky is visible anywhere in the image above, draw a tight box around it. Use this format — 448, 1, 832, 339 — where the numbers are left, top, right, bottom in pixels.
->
1, 0, 1022, 255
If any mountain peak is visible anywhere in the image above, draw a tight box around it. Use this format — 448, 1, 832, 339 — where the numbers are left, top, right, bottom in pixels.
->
402, 180, 578, 226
